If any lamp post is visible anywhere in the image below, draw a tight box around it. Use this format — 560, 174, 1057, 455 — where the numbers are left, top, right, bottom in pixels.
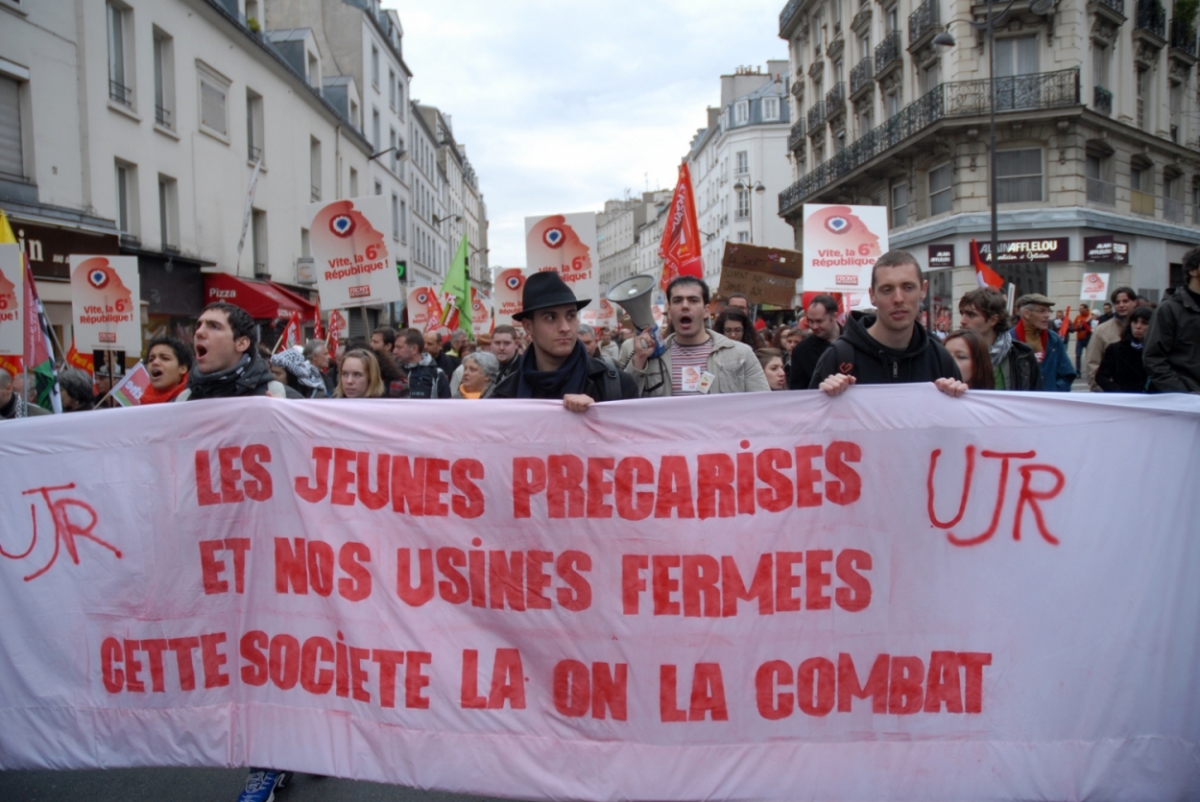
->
732, 178, 767, 244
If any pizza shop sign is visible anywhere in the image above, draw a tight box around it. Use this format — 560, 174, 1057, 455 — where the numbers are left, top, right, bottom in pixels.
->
977, 238, 1070, 263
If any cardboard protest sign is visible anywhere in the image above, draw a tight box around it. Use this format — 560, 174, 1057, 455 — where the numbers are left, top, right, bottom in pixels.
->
802, 204, 888, 293
525, 213, 599, 310
308, 196, 403, 309
0, 244, 22, 356
69, 255, 141, 353
718, 243, 804, 306
1, 391, 1198, 801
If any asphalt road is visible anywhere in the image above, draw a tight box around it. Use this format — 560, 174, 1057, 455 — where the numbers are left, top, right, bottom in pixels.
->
0, 768, 522, 802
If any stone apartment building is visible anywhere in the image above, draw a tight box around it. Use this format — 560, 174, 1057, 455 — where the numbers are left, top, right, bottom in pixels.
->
778, 0, 1200, 320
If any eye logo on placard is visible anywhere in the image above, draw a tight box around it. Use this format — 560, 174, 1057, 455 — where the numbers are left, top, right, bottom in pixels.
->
330, 214, 356, 238
1085, 274, 1103, 287
542, 228, 565, 248
825, 216, 850, 234
415, 291, 430, 304
506, 275, 523, 290
87, 269, 110, 289
472, 300, 483, 312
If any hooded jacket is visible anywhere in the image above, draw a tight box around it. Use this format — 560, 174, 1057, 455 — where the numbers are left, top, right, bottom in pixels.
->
809, 312, 961, 387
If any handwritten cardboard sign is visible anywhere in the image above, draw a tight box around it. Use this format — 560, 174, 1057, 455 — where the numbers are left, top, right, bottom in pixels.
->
717, 243, 804, 306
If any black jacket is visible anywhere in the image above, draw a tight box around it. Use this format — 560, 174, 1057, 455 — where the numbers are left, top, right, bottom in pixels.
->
789, 336, 833, 390
1144, 286, 1200, 393
809, 312, 961, 387
994, 338, 1042, 391
492, 355, 639, 401
1096, 340, 1149, 393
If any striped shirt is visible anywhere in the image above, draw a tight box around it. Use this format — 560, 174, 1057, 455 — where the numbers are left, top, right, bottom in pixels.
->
670, 337, 714, 395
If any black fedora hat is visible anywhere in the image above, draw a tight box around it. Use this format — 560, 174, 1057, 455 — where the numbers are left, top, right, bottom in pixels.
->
512, 270, 591, 320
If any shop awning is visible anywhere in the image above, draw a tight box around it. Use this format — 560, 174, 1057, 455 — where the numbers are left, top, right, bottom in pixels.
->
203, 273, 315, 320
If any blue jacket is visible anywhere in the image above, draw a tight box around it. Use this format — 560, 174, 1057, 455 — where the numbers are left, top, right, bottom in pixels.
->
1011, 324, 1076, 391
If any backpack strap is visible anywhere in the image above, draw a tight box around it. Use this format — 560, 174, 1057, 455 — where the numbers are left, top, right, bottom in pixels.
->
599, 356, 622, 401
933, 340, 957, 379
831, 338, 856, 377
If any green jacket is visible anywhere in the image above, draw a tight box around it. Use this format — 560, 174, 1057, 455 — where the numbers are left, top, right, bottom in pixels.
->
628, 331, 770, 397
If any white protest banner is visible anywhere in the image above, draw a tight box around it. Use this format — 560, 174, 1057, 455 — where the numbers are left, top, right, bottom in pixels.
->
0, 243, 22, 356
308, 196, 403, 309
69, 255, 141, 352
525, 213, 599, 310
494, 267, 528, 326
802, 204, 888, 294
1081, 272, 1111, 302
0, 390, 1197, 801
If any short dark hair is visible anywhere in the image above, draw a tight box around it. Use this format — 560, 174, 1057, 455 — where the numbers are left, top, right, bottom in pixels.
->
1121, 305, 1154, 343
492, 324, 517, 338
57, 368, 96, 407
728, 292, 748, 303
959, 287, 1011, 334
1110, 286, 1136, 304
146, 335, 194, 372
807, 294, 838, 316
666, 275, 710, 305
201, 302, 258, 350
871, 250, 923, 288
398, 328, 425, 351
1184, 246, 1200, 279
372, 326, 397, 347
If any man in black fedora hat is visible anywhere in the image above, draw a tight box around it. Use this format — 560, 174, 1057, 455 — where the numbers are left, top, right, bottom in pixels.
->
491, 271, 638, 408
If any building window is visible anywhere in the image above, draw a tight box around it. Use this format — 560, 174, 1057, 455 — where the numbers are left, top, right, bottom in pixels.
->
389, 127, 397, 172
1086, 152, 1115, 205
919, 61, 940, 96
995, 148, 1042, 202
1092, 42, 1108, 91
307, 51, 320, 89
1130, 161, 1155, 215
736, 151, 749, 174
107, 2, 133, 106
301, 227, 311, 259
158, 174, 178, 249
929, 163, 952, 215
115, 160, 138, 236
400, 200, 407, 244
1169, 82, 1182, 143
372, 108, 381, 150
1136, 67, 1150, 130
251, 209, 267, 277
389, 68, 396, 109
856, 105, 873, 139
886, 5, 898, 32
349, 98, 359, 131
152, 30, 174, 128
371, 45, 380, 88
762, 97, 780, 121
349, 166, 358, 197
735, 101, 749, 124
310, 137, 321, 201
392, 193, 400, 241
197, 64, 230, 140
891, 182, 908, 227
738, 231, 750, 243
736, 188, 750, 219
374, 180, 382, 196
995, 35, 1038, 77
0, 76, 24, 180
246, 89, 264, 162
397, 82, 405, 118
886, 89, 900, 118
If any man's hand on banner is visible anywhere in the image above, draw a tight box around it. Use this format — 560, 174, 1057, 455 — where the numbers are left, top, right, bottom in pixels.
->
934, 378, 969, 398
562, 393, 595, 413
819, 374, 856, 396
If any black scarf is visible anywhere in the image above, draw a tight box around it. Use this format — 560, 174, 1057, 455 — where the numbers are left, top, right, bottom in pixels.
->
186, 353, 275, 400
516, 340, 590, 399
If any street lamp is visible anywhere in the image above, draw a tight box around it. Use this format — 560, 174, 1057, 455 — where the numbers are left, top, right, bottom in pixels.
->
932, 0, 1022, 273
732, 178, 767, 244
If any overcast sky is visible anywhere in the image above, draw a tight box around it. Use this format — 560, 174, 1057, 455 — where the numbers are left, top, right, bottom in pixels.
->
385, 0, 788, 269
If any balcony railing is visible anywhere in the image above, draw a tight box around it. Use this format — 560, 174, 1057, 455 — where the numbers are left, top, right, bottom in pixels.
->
109, 79, 132, 106
780, 68, 1080, 213
1092, 0, 1125, 14
780, 0, 804, 36
825, 82, 846, 119
155, 104, 172, 127
875, 31, 901, 74
1136, 0, 1166, 39
789, 119, 807, 151
1170, 18, 1198, 55
851, 56, 874, 95
1131, 189, 1156, 215
311, 185, 321, 202
1087, 178, 1117, 205
1164, 196, 1185, 222
1093, 85, 1113, 115
807, 101, 826, 132
909, 0, 939, 47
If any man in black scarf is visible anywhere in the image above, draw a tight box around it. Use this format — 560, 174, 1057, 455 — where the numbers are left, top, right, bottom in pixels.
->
492, 272, 637, 407
177, 302, 286, 401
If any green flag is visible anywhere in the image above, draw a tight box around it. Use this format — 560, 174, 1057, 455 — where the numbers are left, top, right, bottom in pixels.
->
440, 235, 472, 338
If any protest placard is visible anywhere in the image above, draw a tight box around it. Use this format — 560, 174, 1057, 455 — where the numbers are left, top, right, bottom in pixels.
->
0, 390, 1196, 800
1081, 272, 1111, 302
494, 268, 528, 326
69, 255, 141, 353
717, 242, 804, 306
308, 196, 404, 309
525, 213, 599, 310
802, 204, 888, 293
0, 244, 22, 357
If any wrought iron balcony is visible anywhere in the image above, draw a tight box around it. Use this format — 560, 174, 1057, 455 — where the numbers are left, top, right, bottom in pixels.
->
780, 0, 804, 36
825, 82, 846, 119
1093, 85, 1113, 115
1087, 178, 1116, 205
311, 185, 321, 202
1136, 0, 1166, 39
779, 68, 1081, 214
109, 80, 132, 106
850, 56, 874, 95
789, 119, 807, 151
155, 104, 172, 127
1091, 0, 1125, 14
1131, 189, 1156, 215
1164, 196, 1185, 222
908, 0, 939, 49
807, 101, 826, 132
875, 31, 901, 75
1170, 18, 1198, 56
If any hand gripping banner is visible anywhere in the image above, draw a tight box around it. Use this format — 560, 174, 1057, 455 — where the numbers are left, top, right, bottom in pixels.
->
0, 388, 1197, 800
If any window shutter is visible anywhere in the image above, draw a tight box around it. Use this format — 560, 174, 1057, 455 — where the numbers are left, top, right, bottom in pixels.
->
0, 77, 24, 179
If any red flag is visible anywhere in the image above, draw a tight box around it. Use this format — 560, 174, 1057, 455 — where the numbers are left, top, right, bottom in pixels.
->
65, 339, 94, 373
658, 163, 704, 293
278, 311, 302, 353
313, 297, 323, 341
970, 239, 1005, 290
1058, 306, 1071, 340
327, 309, 345, 360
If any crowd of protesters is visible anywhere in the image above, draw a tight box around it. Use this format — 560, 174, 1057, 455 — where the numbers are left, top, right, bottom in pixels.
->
4, 246, 1200, 425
